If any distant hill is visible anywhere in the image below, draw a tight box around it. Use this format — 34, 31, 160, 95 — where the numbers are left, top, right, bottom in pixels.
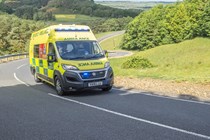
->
47, 0, 140, 18
95, 1, 175, 10
0, 0, 141, 20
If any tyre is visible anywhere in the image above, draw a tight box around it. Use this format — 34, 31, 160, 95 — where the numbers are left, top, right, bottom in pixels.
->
34, 72, 41, 83
55, 76, 66, 96
102, 86, 112, 91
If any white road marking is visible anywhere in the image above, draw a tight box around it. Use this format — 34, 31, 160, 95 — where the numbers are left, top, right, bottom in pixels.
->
14, 73, 29, 87
48, 93, 210, 140
115, 88, 210, 106
17, 63, 27, 69
119, 91, 138, 96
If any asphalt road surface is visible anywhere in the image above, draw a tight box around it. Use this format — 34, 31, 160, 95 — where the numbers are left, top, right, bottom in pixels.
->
0, 59, 210, 140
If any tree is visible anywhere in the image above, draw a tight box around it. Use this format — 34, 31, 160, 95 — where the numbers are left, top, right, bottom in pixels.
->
121, 0, 210, 51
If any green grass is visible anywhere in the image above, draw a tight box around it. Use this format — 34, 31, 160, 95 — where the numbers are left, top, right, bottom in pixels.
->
54, 14, 101, 24
100, 34, 124, 50
55, 14, 76, 22
95, 32, 114, 39
110, 38, 210, 83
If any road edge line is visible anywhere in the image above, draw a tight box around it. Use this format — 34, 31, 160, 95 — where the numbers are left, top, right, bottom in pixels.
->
17, 63, 27, 70
14, 73, 30, 87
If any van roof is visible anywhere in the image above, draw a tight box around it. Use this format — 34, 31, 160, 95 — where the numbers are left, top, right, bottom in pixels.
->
31, 24, 96, 43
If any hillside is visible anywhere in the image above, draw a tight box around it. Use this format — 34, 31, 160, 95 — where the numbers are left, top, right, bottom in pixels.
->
111, 37, 210, 83
0, 0, 140, 20
121, 0, 210, 51
95, 1, 174, 10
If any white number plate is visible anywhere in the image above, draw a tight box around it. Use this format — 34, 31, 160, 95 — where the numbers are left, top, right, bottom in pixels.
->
88, 81, 103, 87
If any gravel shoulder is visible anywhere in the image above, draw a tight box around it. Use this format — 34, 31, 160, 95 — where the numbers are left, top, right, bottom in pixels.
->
114, 76, 210, 102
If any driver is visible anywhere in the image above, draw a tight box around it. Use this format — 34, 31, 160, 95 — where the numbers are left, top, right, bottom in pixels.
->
57, 43, 67, 55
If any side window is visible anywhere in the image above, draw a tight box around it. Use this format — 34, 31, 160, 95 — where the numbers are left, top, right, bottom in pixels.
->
48, 43, 55, 55
34, 45, 39, 58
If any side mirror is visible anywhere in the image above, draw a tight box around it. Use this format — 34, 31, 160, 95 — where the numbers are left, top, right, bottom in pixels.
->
47, 53, 56, 62
103, 50, 108, 58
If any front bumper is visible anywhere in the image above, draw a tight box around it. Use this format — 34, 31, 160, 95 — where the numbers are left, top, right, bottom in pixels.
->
61, 67, 114, 91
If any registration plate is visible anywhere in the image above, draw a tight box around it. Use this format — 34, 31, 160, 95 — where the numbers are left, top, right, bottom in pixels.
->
88, 81, 103, 87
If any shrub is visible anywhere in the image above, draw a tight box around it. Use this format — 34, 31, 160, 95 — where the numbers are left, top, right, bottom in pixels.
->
122, 56, 154, 69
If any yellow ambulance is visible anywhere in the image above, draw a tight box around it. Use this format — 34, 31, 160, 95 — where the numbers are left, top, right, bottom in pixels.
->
29, 25, 114, 95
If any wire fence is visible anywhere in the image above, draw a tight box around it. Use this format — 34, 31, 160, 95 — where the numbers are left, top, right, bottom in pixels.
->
0, 53, 29, 64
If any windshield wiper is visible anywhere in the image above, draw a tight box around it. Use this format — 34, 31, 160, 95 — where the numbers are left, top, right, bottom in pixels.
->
65, 53, 104, 60
91, 53, 104, 58
67, 56, 87, 60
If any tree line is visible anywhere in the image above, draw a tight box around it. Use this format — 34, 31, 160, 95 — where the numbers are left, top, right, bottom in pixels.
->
0, 13, 47, 55
0, 0, 55, 21
87, 17, 133, 33
0, 0, 141, 20
121, 0, 210, 51
0, 12, 132, 55
48, 0, 140, 18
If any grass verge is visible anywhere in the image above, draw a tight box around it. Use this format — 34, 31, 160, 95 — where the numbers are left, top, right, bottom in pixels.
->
100, 34, 124, 50
110, 37, 210, 83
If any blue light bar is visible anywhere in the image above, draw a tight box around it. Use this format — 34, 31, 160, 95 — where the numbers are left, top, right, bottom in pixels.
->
55, 28, 90, 32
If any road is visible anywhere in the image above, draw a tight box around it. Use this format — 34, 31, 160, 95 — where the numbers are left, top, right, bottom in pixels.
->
1, 59, 210, 140
97, 30, 132, 58
97, 31, 125, 43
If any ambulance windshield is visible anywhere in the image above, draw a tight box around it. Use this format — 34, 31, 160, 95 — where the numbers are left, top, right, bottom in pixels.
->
56, 41, 105, 60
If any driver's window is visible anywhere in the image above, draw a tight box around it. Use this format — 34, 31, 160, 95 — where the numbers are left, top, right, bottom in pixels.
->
93, 42, 100, 54
48, 43, 55, 55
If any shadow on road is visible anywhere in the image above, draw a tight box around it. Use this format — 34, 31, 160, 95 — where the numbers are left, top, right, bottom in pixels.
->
0, 82, 114, 97
1, 82, 210, 104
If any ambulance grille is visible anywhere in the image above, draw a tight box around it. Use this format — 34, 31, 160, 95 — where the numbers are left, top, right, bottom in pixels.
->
80, 71, 106, 79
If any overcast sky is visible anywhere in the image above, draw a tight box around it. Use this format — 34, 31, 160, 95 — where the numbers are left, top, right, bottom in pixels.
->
95, 0, 179, 2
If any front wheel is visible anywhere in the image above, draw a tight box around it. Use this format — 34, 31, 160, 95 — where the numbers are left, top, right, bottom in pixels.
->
55, 76, 66, 96
102, 86, 112, 91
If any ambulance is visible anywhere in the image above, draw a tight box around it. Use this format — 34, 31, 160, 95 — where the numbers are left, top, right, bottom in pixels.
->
29, 25, 114, 95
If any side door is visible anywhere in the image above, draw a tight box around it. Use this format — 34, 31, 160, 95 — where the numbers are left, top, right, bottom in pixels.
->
34, 43, 47, 80
47, 43, 56, 84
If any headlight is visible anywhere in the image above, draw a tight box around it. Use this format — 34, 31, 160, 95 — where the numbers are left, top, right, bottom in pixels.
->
104, 62, 110, 68
62, 64, 78, 70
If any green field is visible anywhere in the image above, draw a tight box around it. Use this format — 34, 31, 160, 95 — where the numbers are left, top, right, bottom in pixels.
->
100, 34, 124, 50
54, 14, 101, 24
95, 1, 174, 10
110, 38, 210, 83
